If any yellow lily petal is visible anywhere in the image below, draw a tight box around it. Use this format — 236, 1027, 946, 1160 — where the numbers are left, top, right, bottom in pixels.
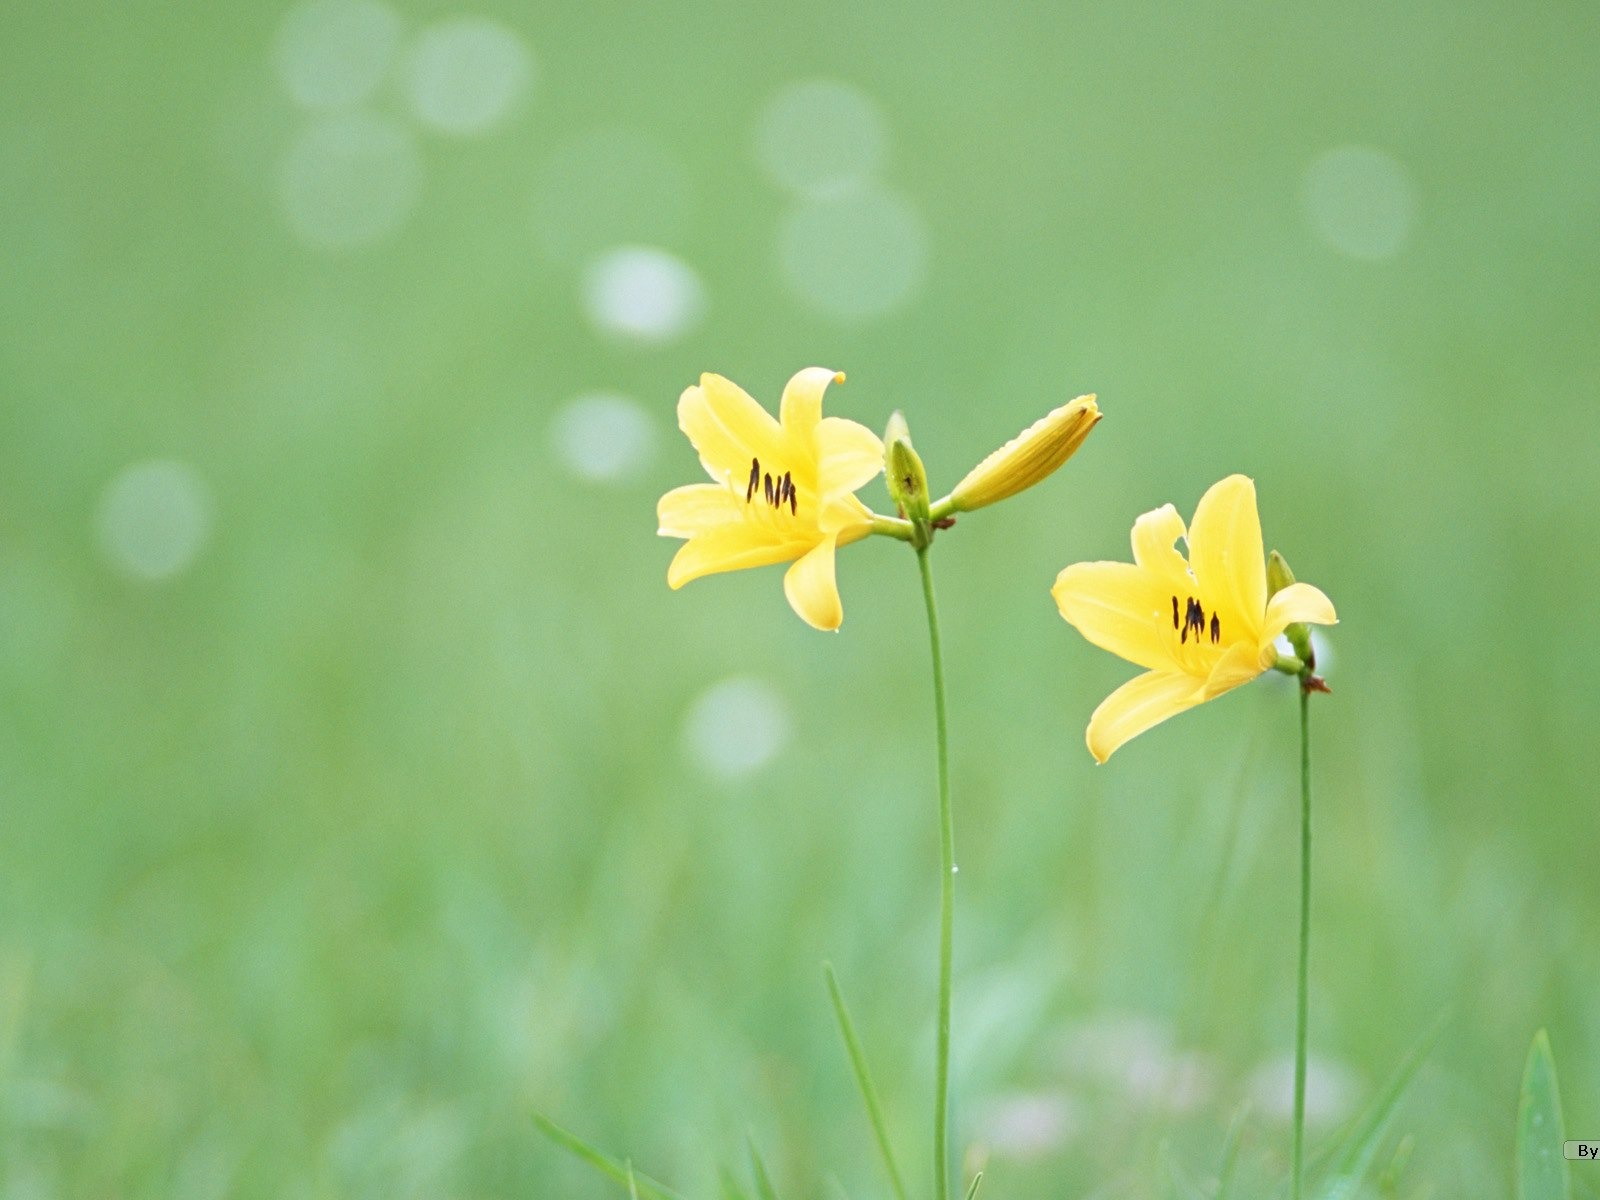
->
678, 373, 786, 481
1187, 474, 1267, 643
782, 533, 844, 630
1085, 670, 1205, 764
1052, 562, 1179, 673
656, 483, 742, 538
1262, 581, 1339, 647
779, 367, 843, 439
1201, 638, 1266, 700
816, 416, 885, 498
1130, 503, 1190, 582
667, 526, 806, 589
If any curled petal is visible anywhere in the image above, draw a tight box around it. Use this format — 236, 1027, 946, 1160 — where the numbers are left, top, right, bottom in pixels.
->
783, 533, 844, 630
1130, 503, 1190, 582
780, 367, 844, 440
1262, 581, 1339, 647
1085, 670, 1205, 764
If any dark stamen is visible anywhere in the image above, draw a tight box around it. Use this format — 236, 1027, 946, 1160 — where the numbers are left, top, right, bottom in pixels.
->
1178, 597, 1209, 646
764, 473, 774, 505
746, 457, 760, 502
1210, 613, 1220, 643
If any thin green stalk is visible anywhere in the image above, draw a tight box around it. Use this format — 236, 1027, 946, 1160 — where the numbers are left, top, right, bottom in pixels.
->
824, 963, 910, 1200
915, 546, 955, 1200
1291, 686, 1312, 1200
872, 513, 918, 540
532, 1113, 687, 1200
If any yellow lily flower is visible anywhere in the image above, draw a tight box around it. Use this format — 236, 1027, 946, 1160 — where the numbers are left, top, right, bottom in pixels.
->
657, 368, 884, 631
1051, 474, 1338, 763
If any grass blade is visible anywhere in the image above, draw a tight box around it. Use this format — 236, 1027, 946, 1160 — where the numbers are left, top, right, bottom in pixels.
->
748, 1136, 781, 1200
964, 1170, 984, 1200
1517, 1030, 1572, 1200
627, 1161, 641, 1200
532, 1112, 688, 1200
719, 1164, 753, 1200
1315, 1013, 1446, 1200
1214, 1103, 1249, 1200
824, 963, 910, 1200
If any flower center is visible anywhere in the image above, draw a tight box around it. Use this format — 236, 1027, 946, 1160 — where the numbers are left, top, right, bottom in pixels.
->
1171, 593, 1221, 645
745, 456, 798, 516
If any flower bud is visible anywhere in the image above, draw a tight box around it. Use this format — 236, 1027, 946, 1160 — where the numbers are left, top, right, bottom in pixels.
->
947, 394, 1100, 513
883, 411, 931, 526
1267, 549, 1296, 597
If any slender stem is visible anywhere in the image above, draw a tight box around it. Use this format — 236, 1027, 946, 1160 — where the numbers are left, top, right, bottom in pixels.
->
872, 513, 918, 541
915, 546, 955, 1200
1291, 686, 1312, 1200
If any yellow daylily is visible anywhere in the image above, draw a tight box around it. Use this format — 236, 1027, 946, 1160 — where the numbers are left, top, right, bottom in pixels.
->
657, 368, 884, 631
1051, 474, 1338, 763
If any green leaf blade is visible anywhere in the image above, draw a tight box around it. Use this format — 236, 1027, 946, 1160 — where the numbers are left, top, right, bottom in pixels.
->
748, 1135, 781, 1200
824, 962, 910, 1200
1517, 1030, 1572, 1200
1315, 1013, 1446, 1200
532, 1112, 688, 1200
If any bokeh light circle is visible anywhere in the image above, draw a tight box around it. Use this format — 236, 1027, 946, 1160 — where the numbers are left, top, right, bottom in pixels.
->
1302, 145, 1417, 261
272, 0, 403, 111
278, 112, 423, 250
683, 677, 790, 779
581, 246, 704, 343
551, 393, 655, 483
403, 16, 534, 136
778, 186, 928, 320
96, 461, 213, 582
755, 79, 888, 197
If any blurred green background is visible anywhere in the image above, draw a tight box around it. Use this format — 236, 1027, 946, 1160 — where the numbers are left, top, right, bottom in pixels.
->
3, 0, 1598, 1195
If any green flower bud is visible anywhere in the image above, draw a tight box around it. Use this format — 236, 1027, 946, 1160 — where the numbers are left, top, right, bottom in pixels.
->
1267, 549, 1296, 597
883, 411, 931, 538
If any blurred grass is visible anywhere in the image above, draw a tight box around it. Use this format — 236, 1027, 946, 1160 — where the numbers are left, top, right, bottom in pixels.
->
2, 0, 1599, 1195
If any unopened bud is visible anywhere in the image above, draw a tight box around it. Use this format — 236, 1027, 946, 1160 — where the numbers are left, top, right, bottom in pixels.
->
948, 394, 1100, 513
883, 411, 931, 529
1267, 549, 1296, 597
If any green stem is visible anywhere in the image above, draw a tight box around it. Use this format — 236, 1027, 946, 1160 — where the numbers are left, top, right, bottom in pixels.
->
872, 513, 917, 541
1291, 686, 1312, 1200
915, 546, 955, 1200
